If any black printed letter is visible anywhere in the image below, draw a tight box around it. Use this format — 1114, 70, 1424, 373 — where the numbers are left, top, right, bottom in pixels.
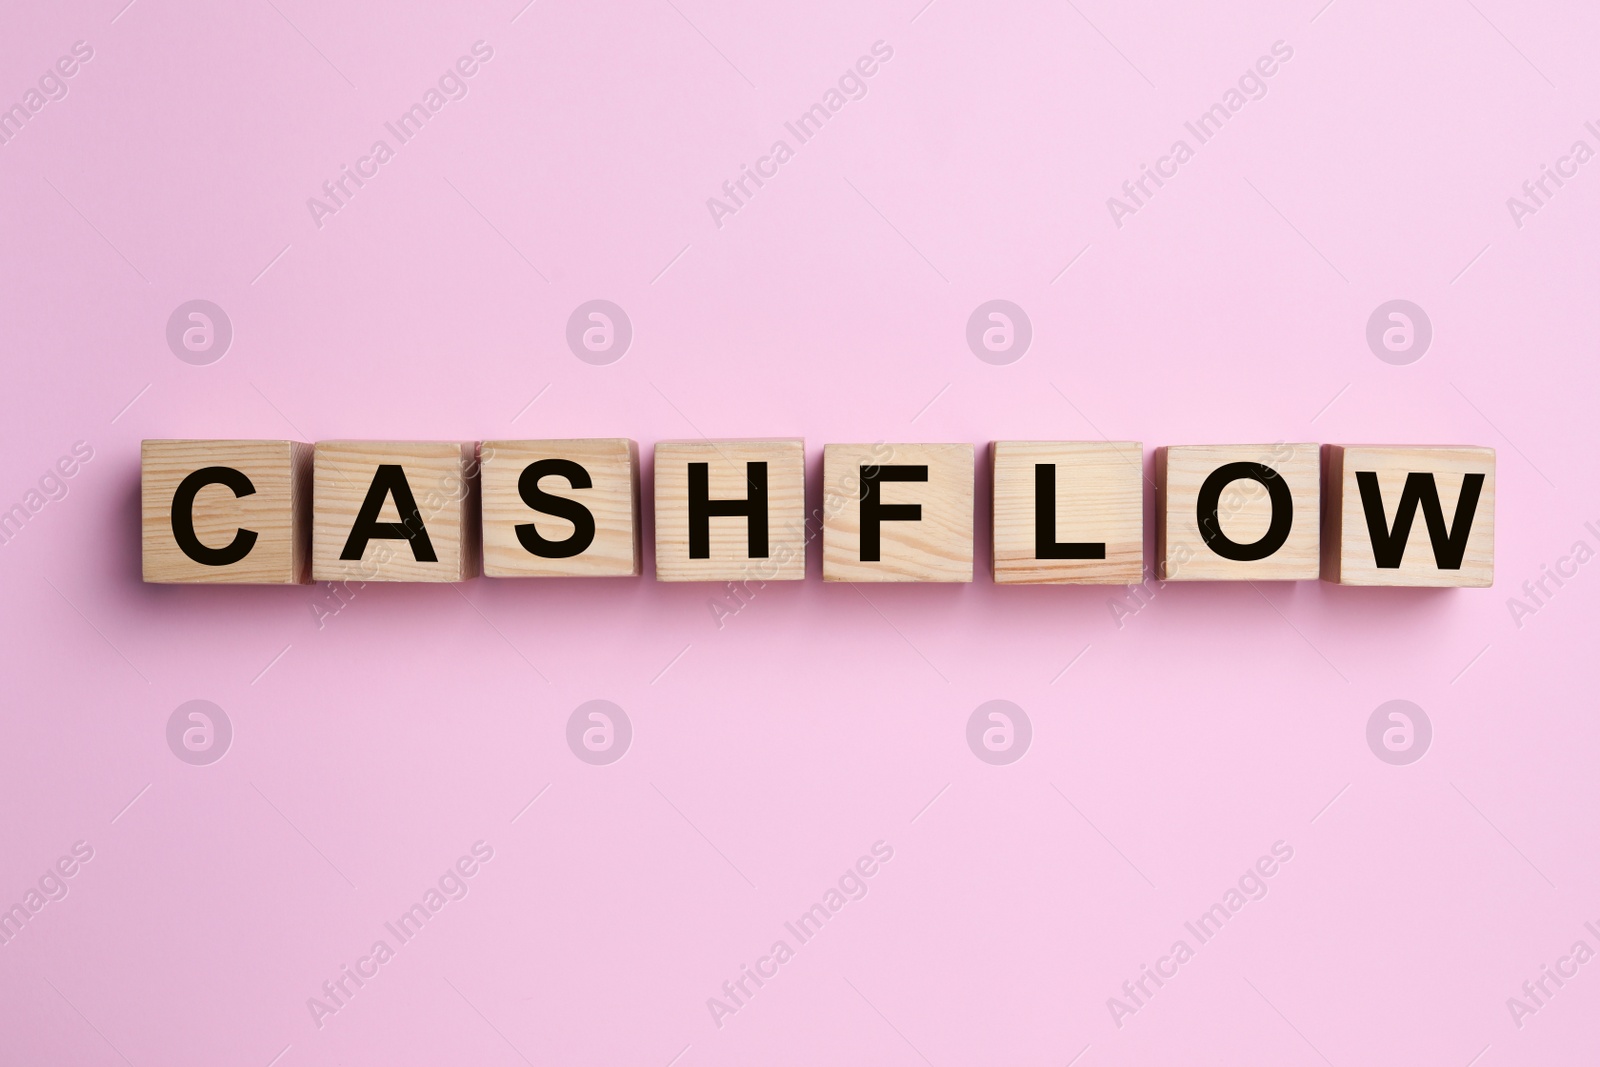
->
1356, 471, 1483, 569
1196, 462, 1292, 561
340, 464, 438, 562
515, 459, 596, 558
1034, 464, 1105, 560
688, 462, 768, 559
171, 466, 258, 566
860, 465, 927, 562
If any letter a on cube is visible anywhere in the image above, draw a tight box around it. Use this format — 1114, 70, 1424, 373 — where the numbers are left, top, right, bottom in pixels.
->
313, 441, 480, 582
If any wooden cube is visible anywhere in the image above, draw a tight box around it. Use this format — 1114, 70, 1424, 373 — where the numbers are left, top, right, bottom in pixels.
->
653, 439, 806, 582
312, 441, 479, 583
992, 441, 1144, 584
480, 439, 641, 578
1322, 445, 1495, 586
1157, 443, 1320, 581
141, 439, 310, 584
823, 443, 973, 582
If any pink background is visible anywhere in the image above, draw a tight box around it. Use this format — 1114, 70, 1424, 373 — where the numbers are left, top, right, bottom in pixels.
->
3, 0, 1598, 1063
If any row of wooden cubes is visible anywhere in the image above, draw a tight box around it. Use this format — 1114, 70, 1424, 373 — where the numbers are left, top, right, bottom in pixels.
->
140, 439, 1495, 586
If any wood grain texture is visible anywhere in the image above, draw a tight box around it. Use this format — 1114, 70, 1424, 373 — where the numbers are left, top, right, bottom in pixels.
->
1158, 443, 1320, 581
992, 440, 1144, 584
653, 439, 806, 582
1322, 444, 1495, 586
312, 441, 480, 583
823, 442, 973, 583
480, 439, 640, 578
141, 439, 310, 584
